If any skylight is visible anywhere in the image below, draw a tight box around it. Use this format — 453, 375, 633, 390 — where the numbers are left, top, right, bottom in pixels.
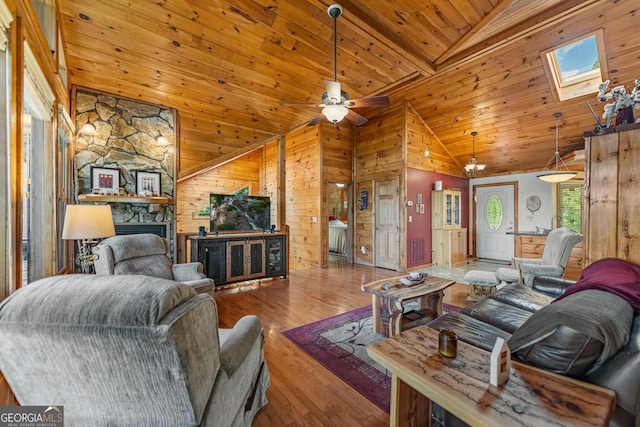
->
542, 31, 608, 102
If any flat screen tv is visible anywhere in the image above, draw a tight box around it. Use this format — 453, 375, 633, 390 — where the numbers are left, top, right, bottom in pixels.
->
210, 193, 271, 231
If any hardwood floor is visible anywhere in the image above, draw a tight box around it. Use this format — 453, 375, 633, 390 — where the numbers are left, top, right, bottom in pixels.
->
212, 258, 472, 426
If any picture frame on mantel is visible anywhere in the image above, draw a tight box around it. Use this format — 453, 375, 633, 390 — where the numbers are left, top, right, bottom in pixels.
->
91, 166, 120, 195
135, 170, 161, 197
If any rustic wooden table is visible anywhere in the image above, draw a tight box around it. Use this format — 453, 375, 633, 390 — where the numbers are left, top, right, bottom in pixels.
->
367, 325, 616, 427
361, 275, 455, 337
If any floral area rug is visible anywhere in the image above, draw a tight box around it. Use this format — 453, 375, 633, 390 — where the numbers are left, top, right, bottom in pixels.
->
282, 303, 461, 412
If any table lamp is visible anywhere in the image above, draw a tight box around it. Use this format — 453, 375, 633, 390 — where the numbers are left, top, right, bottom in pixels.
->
62, 204, 115, 273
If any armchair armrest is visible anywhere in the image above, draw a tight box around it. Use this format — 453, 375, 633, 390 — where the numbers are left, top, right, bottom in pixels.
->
171, 262, 207, 282
512, 257, 543, 269
519, 263, 564, 286
219, 315, 264, 377
532, 276, 576, 297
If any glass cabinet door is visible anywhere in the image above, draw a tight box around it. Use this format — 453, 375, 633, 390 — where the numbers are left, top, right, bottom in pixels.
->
453, 193, 461, 226
446, 194, 452, 226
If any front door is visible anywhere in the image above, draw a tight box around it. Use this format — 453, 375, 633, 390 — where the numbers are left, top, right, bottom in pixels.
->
375, 178, 400, 270
475, 184, 515, 261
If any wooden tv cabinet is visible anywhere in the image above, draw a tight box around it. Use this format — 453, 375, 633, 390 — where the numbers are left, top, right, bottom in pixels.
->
188, 232, 287, 286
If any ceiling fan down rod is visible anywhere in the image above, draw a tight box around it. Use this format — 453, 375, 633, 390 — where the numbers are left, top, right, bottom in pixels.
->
328, 4, 343, 83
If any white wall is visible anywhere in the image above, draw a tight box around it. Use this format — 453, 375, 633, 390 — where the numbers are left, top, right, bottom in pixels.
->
469, 171, 570, 233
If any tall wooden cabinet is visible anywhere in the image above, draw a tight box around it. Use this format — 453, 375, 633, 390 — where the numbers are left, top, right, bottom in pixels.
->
584, 125, 640, 266
432, 190, 467, 266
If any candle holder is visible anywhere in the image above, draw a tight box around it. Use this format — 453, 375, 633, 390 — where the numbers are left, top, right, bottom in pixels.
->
438, 330, 458, 358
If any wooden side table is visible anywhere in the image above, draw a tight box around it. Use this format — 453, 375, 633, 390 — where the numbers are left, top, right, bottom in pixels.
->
367, 325, 616, 427
361, 276, 455, 337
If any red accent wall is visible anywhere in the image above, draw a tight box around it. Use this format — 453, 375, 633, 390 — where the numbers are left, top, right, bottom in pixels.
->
406, 168, 469, 267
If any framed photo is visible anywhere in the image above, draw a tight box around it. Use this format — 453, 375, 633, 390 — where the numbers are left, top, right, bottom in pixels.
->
135, 170, 161, 196
91, 166, 120, 194
359, 190, 369, 210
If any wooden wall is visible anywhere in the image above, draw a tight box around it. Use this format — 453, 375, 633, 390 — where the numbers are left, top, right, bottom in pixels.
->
406, 106, 465, 177
354, 104, 405, 267
178, 111, 272, 173
176, 150, 261, 234
321, 121, 354, 267
285, 125, 321, 269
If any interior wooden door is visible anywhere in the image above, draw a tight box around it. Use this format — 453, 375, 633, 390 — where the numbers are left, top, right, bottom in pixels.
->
374, 178, 400, 270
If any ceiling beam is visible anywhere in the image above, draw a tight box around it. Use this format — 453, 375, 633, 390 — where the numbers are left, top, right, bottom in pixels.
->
435, 0, 515, 66
436, 0, 602, 73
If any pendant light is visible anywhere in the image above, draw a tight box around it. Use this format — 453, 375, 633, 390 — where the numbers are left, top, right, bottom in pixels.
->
465, 131, 486, 177
537, 112, 577, 183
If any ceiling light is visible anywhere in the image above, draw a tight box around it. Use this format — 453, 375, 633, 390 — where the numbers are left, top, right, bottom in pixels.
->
465, 131, 485, 178
322, 104, 348, 123
537, 112, 577, 183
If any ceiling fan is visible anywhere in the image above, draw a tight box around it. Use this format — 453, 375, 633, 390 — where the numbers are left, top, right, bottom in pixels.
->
281, 4, 389, 126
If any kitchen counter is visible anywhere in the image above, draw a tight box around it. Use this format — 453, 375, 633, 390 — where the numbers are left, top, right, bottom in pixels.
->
506, 230, 550, 236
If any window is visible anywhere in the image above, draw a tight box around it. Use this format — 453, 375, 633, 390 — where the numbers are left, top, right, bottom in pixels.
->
486, 194, 503, 230
559, 181, 583, 233
542, 30, 608, 101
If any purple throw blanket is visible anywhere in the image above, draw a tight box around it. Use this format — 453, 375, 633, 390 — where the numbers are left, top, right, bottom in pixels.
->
554, 258, 640, 309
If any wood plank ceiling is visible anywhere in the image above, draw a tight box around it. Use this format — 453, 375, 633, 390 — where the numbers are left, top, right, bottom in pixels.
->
57, 0, 640, 178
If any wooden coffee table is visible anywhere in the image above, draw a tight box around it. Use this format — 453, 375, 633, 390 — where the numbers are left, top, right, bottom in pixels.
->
367, 326, 616, 427
361, 275, 455, 337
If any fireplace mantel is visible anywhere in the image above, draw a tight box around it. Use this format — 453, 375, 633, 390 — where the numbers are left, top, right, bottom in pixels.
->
78, 194, 173, 204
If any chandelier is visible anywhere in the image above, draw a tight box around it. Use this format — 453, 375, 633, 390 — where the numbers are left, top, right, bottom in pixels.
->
537, 112, 577, 183
465, 131, 486, 178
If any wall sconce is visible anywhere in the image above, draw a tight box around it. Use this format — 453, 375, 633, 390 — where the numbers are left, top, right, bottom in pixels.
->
336, 183, 345, 188
78, 123, 97, 136
155, 132, 169, 144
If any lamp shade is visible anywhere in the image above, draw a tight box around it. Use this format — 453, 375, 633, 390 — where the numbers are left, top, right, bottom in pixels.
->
322, 104, 348, 123
62, 205, 116, 240
537, 171, 577, 183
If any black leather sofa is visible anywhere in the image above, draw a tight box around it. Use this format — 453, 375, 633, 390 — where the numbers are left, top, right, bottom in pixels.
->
427, 275, 640, 427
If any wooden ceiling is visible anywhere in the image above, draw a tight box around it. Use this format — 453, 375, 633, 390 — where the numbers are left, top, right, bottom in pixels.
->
57, 0, 640, 178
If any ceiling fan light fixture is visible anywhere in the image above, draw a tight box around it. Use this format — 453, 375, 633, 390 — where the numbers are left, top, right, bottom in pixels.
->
537, 112, 577, 183
323, 104, 348, 123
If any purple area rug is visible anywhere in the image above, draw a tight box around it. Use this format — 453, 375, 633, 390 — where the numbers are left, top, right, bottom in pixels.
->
282, 303, 461, 412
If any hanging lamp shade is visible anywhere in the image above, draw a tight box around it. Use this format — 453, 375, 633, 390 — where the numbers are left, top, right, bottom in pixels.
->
537, 112, 577, 183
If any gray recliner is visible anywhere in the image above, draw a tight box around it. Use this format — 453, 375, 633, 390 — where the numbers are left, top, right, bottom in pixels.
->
0, 274, 270, 426
93, 233, 214, 293
496, 227, 583, 285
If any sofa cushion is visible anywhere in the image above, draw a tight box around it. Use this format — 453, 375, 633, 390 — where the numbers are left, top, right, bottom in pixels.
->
460, 298, 532, 334
427, 312, 512, 351
0, 274, 195, 326
101, 233, 168, 263
489, 283, 556, 312
508, 290, 633, 377
113, 254, 174, 280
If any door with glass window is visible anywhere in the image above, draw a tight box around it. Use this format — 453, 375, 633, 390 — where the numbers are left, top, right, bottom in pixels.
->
475, 185, 515, 261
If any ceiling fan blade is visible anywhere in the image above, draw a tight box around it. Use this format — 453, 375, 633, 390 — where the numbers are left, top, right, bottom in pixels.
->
347, 95, 390, 108
307, 114, 326, 126
345, 109, 368, 126
281, 101, 325, 108
326, 81, 342, 103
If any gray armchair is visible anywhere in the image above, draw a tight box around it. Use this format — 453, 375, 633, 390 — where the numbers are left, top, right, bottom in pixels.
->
93, 233, 214, 293
496, 227, 583, 286
0, 274, 270, 426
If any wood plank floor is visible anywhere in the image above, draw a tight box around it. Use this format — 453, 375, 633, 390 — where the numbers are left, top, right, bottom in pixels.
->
212, 257, 472, 427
